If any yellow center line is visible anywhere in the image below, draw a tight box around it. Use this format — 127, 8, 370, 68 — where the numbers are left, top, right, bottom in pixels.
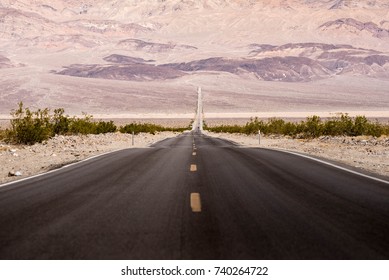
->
192, 152, 196, 156
190, 193, 201, 212
190, 164, 197, 172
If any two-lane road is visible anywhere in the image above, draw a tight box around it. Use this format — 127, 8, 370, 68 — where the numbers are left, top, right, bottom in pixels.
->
0, 132, 388, 259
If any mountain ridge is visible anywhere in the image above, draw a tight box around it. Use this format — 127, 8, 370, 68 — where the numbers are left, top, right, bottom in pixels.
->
0, 0, 388, 116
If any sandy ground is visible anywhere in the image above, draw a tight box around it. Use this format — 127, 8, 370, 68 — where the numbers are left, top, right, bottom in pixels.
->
1, 131, 388, 185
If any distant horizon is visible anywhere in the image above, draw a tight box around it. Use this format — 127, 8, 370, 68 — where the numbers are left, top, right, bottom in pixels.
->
1, 0, 389, 117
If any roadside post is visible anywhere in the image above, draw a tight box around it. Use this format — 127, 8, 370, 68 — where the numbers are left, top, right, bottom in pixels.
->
132, 131, 135, 146
258, 130, 261, 145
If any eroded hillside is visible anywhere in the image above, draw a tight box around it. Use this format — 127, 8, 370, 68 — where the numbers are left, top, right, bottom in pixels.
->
0, 0, 388, 116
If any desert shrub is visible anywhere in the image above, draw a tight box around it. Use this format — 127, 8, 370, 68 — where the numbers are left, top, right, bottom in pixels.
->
302, 115, 323, 138
52, 108, 71, 135
322, 114, 384, 137
120, 123, 159, 135
323, 119, 341, 136
167, 126, 191, 133
95, 120, 117, 134
205, 114, 389, 138
203, 124, 244, 134
119, 122, 190, 135
365, 121, 385, 137
5, 103, 119, 144
68, 114, 96, 135
266, 118, 287, 135
381, 123, 388, 135
282, 121, 300, 136
243, 117, 264, 135
339, 114, 354, 136
56, 113, 118, 135
352, 115, 369, 136
7, 102, 52, 144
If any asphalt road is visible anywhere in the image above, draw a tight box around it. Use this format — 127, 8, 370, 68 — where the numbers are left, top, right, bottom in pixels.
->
0, 132, 389, 259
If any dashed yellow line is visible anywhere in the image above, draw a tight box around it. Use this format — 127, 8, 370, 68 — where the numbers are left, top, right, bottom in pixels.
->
190, 164, 197, 172
192, 152, 196, 156
190, 193, 201, 212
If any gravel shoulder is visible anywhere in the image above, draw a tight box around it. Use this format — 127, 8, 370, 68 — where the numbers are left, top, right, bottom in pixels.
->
1, 131, 388, 185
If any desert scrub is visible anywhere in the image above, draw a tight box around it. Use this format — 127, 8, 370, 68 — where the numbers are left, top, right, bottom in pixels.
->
52, 110, 117, 135
120, 122, 191, 135
7, 102, 52, 144
6, 102, 118, 144
5, 102, 190, 145
205, 114, 389, 138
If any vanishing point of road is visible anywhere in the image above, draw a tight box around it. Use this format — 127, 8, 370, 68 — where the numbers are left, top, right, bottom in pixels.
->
0, 131, 389, 259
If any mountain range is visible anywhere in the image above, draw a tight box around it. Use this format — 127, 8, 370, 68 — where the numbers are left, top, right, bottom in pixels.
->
0, 0, 388, 117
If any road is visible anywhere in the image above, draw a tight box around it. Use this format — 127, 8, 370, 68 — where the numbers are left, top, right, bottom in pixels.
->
0, 132, 389, 259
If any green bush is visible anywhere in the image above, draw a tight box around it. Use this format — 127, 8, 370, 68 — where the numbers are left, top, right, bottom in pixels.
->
243, 117, 264, 135
120, 123, 160, 135
282, 121, 300, 136
5, 103, 119, 144
120, 122, 191, 135
6, 102, 192, 145
52, 108, 71, 135
7, 102, 52, 144
67, 114, 117, 135
352, 115, 368, 136
95, 120, 117, 134
365, 121, 385, 137
202, 124, 243, 134
303, 115, 323, 138
68, 114, 96, 135
206, 114, 389, 138
267, 118, 287, 135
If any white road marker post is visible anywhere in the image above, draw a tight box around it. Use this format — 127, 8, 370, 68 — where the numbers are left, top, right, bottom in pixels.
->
258, 130, 261, 145
132, 131, 135, 146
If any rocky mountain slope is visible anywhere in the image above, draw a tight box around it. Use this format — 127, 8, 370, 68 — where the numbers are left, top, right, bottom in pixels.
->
0, 0, 388, 116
